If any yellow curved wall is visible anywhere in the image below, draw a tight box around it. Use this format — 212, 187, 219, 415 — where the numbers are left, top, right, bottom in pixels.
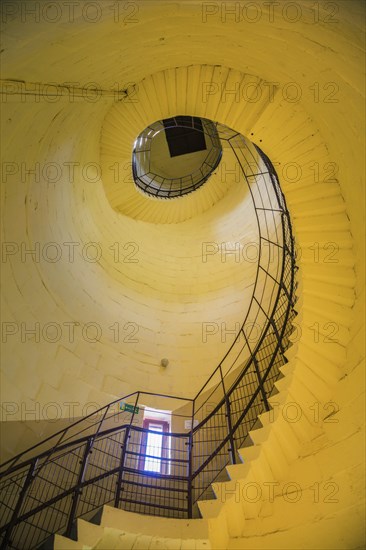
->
1, 1, 365, 548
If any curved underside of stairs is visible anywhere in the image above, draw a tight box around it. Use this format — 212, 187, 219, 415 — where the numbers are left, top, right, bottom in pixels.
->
1, 1, 364, 549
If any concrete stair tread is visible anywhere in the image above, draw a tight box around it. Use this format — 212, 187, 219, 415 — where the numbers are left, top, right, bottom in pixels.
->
69, 508, 212, 549
302, 267, 356, 287
226, 462, 252, 481
77, 519, 104, 548
54, 535, 87, 550
197, 498, 223, 519
237, 444, 261, 463
302, 282, 355, 307
288, 195, 346, 217
101, 505, 209, 540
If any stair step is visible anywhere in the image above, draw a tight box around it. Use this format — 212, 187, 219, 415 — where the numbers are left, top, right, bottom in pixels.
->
197, 498, 222, 519
257, 409, 275, 427
298, 341, 341, 383
283, 342, 298, 361
302, 265, 356, 287
212, 480, 239, 502
282, 378, 323, 427
301, 295, 353, 326
295, 359, 334, 403
270, 387, 323, 444
92, 528, 121, 549
294, 213, 350, 231
270, 419, 300, 463
89, 508, 103, 526
273, 375, 292, 393
278, 360, 295, 377
53, 535, 84, 550
289, 195, 346, 217
237, 444, 261, 463
261, 432, 289, 476
268, 387, 288, 405
300, 247, 354, 267
100, 506, 209, 540
286, 182, 343, 202
296, 231, 353, 249
300, 336, 347, 365
226, 462, 252, 481
248, 422, 271, 446
77, 519, 103, 548
248, 448, 275, 481
302, 310, 350, 347
303, 282, 355, 308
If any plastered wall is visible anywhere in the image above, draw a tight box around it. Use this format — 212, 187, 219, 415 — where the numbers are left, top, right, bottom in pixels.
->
0, 0, 365, 547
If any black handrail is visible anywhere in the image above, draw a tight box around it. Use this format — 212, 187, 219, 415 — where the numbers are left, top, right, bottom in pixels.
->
0, 125, 297, 550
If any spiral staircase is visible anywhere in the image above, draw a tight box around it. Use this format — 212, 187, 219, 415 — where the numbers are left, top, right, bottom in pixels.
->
1, 2, 364, 549
1, 117, 299, 548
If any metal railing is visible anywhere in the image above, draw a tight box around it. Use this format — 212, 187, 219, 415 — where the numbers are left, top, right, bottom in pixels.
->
0, 126, 297, 549
132, 116, 222, 198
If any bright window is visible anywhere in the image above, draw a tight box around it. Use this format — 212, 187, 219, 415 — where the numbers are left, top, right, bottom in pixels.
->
145, 422, 163, 472
140, 419, 170, 474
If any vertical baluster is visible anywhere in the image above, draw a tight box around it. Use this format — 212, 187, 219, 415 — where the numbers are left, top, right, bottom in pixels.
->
65, 436, 93, 538
220, 366, 236, 465
253, 357, 270, 411
114, 392, 139, 509
1, 458, 38, 550
187, 400, 195, 518
114, 427, 130, 509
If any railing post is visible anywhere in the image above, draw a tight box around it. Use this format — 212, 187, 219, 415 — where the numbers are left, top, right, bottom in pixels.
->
270, 319, 285, 354
65, 404, 110, 538
220, 366, 236, 465
114, 426, 130, 509
93, 404, 110, 440
1, 458, 38, 550
187, 400, 195, 518
253, 357, 270, 412
114, 392, 139, 509
65, 435, 93, 538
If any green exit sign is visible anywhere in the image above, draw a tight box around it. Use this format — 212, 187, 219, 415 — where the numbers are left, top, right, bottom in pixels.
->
119, 402, 139, 414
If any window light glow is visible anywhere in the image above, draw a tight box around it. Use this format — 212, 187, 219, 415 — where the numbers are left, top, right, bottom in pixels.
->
144, 423, 164, 473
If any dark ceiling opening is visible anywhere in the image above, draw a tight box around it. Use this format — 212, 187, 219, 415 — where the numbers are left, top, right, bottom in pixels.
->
163, 116, 207, 157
